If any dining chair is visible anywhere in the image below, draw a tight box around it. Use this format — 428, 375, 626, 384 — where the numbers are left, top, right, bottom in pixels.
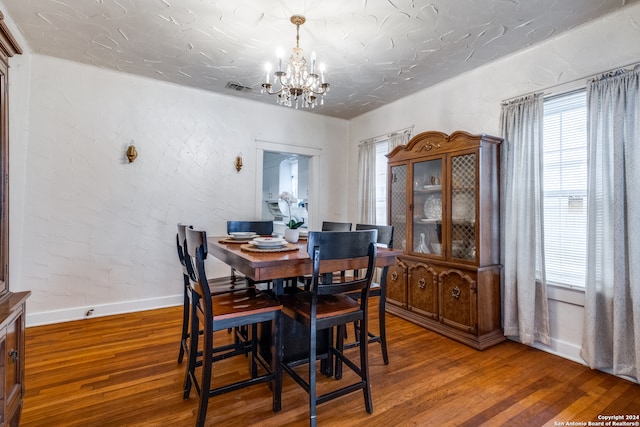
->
183, 227, 283, 427
300, 221, 353, 290
226, 220, 274, 286
280, 230, 377, 427
176, 223, 246, 363
336, 224, 394, 374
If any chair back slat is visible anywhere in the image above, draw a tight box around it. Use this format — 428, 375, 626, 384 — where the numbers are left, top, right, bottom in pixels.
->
321, 221, 352, 231
184, 228, 209, 299
307, 230, 377, 296
355, 224, 393, 248
227, 220, 273, 236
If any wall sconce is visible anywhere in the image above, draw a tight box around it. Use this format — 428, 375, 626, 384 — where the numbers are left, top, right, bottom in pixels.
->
126, 144, 138, 163
234, 154, 243, 172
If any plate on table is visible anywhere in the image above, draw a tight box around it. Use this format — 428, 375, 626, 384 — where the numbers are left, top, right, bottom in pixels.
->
229, 232, 258, 240
250, 237, 287, 248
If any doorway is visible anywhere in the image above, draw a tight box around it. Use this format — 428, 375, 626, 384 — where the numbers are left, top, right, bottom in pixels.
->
255, 140, 321, 233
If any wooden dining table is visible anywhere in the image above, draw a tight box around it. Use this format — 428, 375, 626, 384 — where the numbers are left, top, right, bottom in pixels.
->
208, 236, 403, 296
208, 235, 403, 366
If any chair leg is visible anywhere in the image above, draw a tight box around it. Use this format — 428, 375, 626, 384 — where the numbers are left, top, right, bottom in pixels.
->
359, 315, 373, 414
273, 313, 282, 412
334, 324, 345, 380
378, 298, 389, 365
250, 323, 259, 378
178, 276, 190, 363
183, 297, 199, 399
309, 318, 318, 427
196, 324, 213, 427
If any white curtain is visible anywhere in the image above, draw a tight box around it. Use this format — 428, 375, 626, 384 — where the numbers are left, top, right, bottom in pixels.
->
357, 130, 411, 224
500, 93, 551, 346
388, 131, 410, 152
581, 65, 640, 381
357, 140, 377, 224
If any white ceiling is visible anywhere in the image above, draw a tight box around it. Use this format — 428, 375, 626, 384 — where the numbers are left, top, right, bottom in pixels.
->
3, 0, 637, 119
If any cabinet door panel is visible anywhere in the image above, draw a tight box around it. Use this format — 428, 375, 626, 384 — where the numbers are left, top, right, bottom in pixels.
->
4, 312, 22, 417
449, 152, 477, 263
408, 263, 438, 319
439, 269, 477, 333
389, 164, 407, 252
386, 260, 407, 307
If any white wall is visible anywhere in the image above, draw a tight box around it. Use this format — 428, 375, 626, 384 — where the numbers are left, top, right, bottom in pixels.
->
1, 13, 348, 325
348, 3, 640, 363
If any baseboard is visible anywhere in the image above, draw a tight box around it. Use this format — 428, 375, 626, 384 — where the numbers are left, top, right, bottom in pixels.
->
25, 294, 183, 327
529, 336, 584, 365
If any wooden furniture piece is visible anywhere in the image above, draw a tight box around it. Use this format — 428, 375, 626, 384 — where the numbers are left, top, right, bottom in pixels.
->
208, 237, 402, 365
0, 292, 29, 427
176, 223, 247, 363
280, 231, 377, 427
0, 14, 26, 427
341, 224, 394, 365
207, 237, 402, 296
386, 130, 504, 350
182, 228, 282, 427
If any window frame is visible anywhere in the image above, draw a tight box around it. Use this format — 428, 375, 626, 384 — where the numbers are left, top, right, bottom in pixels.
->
542, 88, 588, 291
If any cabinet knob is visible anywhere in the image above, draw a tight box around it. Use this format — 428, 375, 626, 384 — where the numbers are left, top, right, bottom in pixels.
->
390, 271, 398, 282
451, 286, 461, 299
8, 348, 18, 363
418, 277, 426, 289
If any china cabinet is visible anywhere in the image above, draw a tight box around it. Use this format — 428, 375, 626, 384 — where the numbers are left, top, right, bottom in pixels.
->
386, 130, 504, 349
0, 12, 28, 426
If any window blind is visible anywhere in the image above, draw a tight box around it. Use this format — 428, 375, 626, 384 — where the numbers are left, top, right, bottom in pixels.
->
542, 90, 587, 288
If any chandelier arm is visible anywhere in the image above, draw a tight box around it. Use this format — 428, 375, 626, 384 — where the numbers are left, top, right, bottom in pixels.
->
261, 84, 286, 96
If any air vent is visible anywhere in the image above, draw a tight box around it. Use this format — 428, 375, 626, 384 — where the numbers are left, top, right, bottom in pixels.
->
225, 82, 252, 92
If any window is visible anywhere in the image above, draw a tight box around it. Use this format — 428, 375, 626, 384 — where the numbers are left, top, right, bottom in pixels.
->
374, 142, 388, 225
542, 90, 588, 288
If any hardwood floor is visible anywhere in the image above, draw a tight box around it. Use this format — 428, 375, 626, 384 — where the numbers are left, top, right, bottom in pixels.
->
21, 303, 640, 426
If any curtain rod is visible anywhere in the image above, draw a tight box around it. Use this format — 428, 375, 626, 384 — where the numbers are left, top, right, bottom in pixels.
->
502, 60, 640, 104
359, 125, 414, 145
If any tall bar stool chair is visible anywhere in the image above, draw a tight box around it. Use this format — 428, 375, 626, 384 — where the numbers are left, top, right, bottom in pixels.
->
183, 227, 282, 427
176, 223, 245, 363
280, 230, 377, 427
226, 220, 273, 286
336, 224, 394, 374
301, 221, 353, 290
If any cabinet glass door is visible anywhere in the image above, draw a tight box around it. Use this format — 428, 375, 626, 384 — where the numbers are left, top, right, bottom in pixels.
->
450, 153, 476, 261
412, 159, 443, 256
389, 164, 407, 251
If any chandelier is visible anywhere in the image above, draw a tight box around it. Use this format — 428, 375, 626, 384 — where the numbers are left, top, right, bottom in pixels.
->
261, 15, 330, 109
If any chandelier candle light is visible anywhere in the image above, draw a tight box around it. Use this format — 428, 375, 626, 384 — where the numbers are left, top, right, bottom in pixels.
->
261, 15, 330, 109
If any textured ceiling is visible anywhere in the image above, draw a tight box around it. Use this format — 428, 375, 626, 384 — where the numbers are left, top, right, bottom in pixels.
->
3, 0, 637, 119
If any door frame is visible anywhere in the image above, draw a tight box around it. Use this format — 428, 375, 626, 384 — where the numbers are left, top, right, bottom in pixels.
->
255, 140, 321, 230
